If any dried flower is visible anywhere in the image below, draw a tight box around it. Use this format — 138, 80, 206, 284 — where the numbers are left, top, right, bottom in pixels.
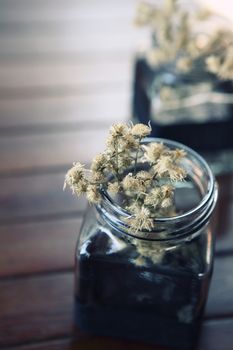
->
91, 153, 108, 172
134, 2, 154, 26
176, 56, 192, 73
108, 182, 121, 193
135, 240, 164, 264
144, 187, 162, 208
135, 1, 233, 81
172, 149, 187, 160
63, 162, 85, 192
64, 122, 187, 232
205, 55, 221, 74
142, 142, 166, 163
146, 48, 168, 67
218, 46, 233, 80
153, 155, 186, 182
86, 185, 101, 204
127, 207, 154, 232
159, 86, 174, 101
122, 173, 147, 192
131, 123, 151, 138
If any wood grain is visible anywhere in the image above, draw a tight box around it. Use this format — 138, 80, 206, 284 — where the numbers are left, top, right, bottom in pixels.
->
0, 62, 131, 89
0, 218, 81, 277
5, 320, 233, 350
0, 92, 129, 129
0, 0, 137, 22
0, 273, 73, 347
0, 172, 86, 222
5, 337, 168, 350
0, 128, 108, 174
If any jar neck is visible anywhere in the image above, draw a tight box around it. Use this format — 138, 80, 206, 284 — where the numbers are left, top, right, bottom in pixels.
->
96, 138, 218, 242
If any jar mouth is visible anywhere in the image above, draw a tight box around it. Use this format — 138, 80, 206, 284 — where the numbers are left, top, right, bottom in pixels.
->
97, 138, 218, 241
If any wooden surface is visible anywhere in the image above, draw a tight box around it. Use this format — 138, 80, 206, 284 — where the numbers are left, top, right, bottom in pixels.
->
0, 1, 233, 349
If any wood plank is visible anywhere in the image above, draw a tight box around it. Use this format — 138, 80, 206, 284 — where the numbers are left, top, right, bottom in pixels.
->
0, 128, 108, 174
0, 18, 134, 37
2, 324, 232, 350
0, 0, 137, 22
213, 174, 233, 255
0, 81, 128, 99
206, 255, 233, 318
0, 92, 129, 129
198, 318, 233, 350
0, 172, 86, 223
0, 34, 137, 59
5, 319, 233, 350
0, 256, 233, 347
0, 62, 131, 89
5, 337, 165, 350
0, 273, 73, 347
0, 218, 81, 277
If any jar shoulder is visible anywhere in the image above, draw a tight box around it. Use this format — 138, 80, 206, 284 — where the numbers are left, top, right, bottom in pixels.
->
77, 206, 214, 277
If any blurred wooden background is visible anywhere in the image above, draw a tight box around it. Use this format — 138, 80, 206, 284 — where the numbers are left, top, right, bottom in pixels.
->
0, 1, 233, 349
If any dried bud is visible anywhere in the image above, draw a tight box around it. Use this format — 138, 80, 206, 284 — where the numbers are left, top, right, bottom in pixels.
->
86, 185, 101, 204
127, 207, 154, 232
131, 123, 152, 138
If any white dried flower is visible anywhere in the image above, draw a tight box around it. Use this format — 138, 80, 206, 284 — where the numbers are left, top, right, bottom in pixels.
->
160, 86, 175, 101
86, 185, 101, 204
196, 8, 212, 21
118, 154, 133, 168
163, 0, 177, 16
161, 197, 173, 208
154, 155, 186, 182
73, 180, 88, 196
121, 133, 140, 149
64, 123, 187, 232
205, 55, 221, 74
122, 173, 147, 192
176, 56, 192, 73
171, 149, 187, 160
136, 170, 152, 181
91, 153, 108, 172
133, 256, 147, 267
144, 188, 162, 208
109, 123, 129, 138
167, 165, 187, 182
135, 240, 164, 264
134, 2, 154, 26
106, 123, 129, 149
108, 182, 121, 193
161, 184, 174, 197
146, 48, 168, 67
218, 46, 233, 80
143, 142, 166, 163
131, 123, 151, 138
91, 171, 105, 183
127, 207, 154, 232
63, 162, 85, 192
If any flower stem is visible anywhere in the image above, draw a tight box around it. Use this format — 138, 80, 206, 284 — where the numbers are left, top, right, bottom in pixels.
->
133, 137, 142, 175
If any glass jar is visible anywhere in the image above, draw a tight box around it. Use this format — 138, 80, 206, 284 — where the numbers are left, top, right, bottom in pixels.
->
132, 58, 233, 175
74, 138, 218, 350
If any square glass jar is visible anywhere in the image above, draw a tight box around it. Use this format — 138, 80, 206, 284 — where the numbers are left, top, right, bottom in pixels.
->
74, 139, 218, 350
132, 58, 233, 175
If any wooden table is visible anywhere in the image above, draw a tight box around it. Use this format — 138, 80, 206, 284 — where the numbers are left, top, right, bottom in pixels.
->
0, 1, 233, 349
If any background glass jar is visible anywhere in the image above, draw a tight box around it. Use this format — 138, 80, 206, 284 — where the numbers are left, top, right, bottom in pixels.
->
132, 58, 233, 175
74, 139, 218, 350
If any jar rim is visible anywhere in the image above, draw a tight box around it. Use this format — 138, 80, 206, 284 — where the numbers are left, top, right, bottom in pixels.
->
97, 137, 217, 240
